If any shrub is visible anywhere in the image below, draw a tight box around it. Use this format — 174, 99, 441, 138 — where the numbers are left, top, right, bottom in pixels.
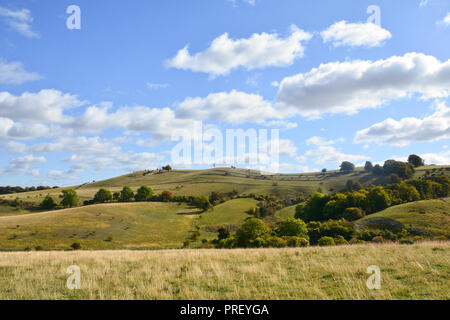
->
334, 236, 348, 245
161, 190, 174, 202
113, 192, 121, 201
251, 237, 266, 248
40, 195, 57, 210
193, 196, 212, 211
364, 161, 374, 171
135, 186, 154, 201
399, 239, 414, 245
371, 236, 385, 243
277, 218, 308, 238
349, 238, 365, 245
119, 186, 134, 202
367, 187, 391, 213
93, 188, 113, 203
70, 242, 81, 250
383, 160, 414, 179
285, 236, 309, 247
217, 227, 230, 240
372, 164, 384, 175
343, 207, 365, 221
318, 236, 335, 246
60, 190, 80, 208
265, 236, 287, 248
35, 246, 43, 251
218, 236, 237, 249
24, 247, 32, 252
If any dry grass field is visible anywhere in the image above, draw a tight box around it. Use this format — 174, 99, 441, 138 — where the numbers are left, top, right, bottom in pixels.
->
0, 242, 448, 300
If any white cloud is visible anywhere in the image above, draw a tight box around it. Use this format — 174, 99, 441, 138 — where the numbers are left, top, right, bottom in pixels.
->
0, 89, 84, 123
0, 6, 39, 38
146, 83, 169, 90
355, 101, 450, 146
276, 52, 450, 118
165, 25, 312, 76
304, 145, 368, 165
321, 21, 392, 48
5, 155, 46, 175
0, 59, 42, 85
438, 12, 450, 27
306, 136, 345, 146
175, 90, 291, 124
419, 150, 450, 165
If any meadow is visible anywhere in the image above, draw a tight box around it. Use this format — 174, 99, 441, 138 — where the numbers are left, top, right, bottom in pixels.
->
0, 242, 447, 300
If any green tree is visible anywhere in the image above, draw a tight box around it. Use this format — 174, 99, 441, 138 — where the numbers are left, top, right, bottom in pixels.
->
340, 161, 355, 172
408, 154, 425, 168
40, 195, 57, 210
364, 161, 374, 171
119, 186, 134, 202
193, 196, 212, 211
135, 186, 154, 201
367, 187, 391, 212
60, 190, 80, 208
318, 236, 335, 246
295, 192, 330, 222
93, 188, 112, 203
277, 218, 309, 238
113, 192, 120, 201
236, 218, 270, 247
383, 160, 414, 178
343, 207, 364, 221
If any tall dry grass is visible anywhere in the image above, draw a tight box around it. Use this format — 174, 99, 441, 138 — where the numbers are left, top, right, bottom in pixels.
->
0, 242, 448, 300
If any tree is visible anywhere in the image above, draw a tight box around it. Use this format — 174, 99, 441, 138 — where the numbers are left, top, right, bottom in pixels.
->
160, 190, 173, 202
93, 188, 112, 203
383, 160, 414, 178
236, 218, 270, 247
60, 190, 80, 208
162, 165, 172, 171
372, 164, 384, 175
40, 195, 57, 210
277, 218, 308, 238
367, 187, 391, 213
397, 183, 420, 203
323, 193, 349, 220
209, 191, 222, 205
135, 186, 154, 201
340, 161, 355, 172
343, 207, 365, 221
322, 168, 327, 173
408, 154, 425, 168
217, 227, 230, 240
119, 186, 134, 202
364, 161, 374, 171
113, 192, 120, 201
295, 192, 330, 222
193, 196, 212, 211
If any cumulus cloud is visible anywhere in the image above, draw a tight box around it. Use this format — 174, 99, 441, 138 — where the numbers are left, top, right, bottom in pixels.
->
304, 146, 368, 165
321, 21, 392, 48
276, 52, 450, 117
175, 90, 291, 124
0, 89, 84, 123
0, 59, 42, 85
0, 6, 39, 38
438, 12, 450, 27
5, 154, 46, 175
165, 25, 312, 76
355, 101, 450, 146
306, 136, 345, 146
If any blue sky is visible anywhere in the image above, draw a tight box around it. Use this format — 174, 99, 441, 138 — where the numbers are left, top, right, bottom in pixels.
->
0, 0, 449, 187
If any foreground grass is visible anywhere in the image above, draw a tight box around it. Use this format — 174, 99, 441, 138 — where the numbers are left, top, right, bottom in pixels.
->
0, 242, 448, 300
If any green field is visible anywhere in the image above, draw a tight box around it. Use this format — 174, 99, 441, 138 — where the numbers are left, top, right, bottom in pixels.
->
0, 242, 447, 299
357, 198, 450, 237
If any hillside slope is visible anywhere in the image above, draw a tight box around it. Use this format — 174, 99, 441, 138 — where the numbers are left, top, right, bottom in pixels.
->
357, 198, 450, 237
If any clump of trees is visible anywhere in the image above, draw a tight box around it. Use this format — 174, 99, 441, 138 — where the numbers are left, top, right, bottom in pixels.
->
60, 190, 80, 208
295, 175, 449, 222
0, 185, 57, 195
40, 195, 57, 210
340, 161, 355, 172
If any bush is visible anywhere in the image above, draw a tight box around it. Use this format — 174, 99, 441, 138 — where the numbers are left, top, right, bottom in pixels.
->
285, 236, 309, 247
217, 227, 230, 240
217, 236, 237, 249
343, 207, 365, 221
318, 236, 335, 246
265, 236, 287, 248
161, 190, 174, 202
251, 237, 266, 248
367, 187, 391, 213
371, 236, 385, 243
93, 188, 112, 203
372, 164, 384, 175
35, 246, 43, 251
135, 186, 154, 201
334, 236, 348, 245
70, 242, 81, 250
383, 160, 414, 179
277, 218, 308, 238
399, 238, 414, 245
40, 195, 57, 210
364, 161, 374, 171
349, 238, 365, 245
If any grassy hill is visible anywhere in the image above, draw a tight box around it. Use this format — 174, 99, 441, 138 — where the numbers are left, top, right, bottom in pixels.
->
357, 198, 450, 237
0, 242, 447, 299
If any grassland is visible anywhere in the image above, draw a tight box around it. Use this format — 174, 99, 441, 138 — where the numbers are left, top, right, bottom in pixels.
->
358, 198, 450, 237
0, 202, 202, 251
0, 242, 447, 300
